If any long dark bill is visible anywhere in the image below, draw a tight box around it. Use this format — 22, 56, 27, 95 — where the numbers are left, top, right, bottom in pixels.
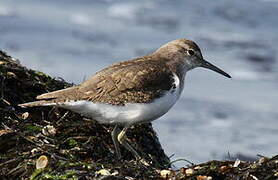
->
201, 60, 231, 78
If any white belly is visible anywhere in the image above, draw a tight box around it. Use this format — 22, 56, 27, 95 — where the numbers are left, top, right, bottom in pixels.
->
60, 74, 182, 126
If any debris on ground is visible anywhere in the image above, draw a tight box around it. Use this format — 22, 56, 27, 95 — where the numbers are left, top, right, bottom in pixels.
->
1, 50, 278, 179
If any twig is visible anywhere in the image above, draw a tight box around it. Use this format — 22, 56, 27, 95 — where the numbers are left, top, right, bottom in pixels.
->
41, 150, 69, 161
168, 153, 175, 159
168, 158, 194, 167
56, 111, 69, 124
1, 123, 12, 130
16, 131, 42, 147
47, 106, 56, 121
0, 76, 5, 100
36, 133, 56, 144
49, 153, 68, 161
6, 162, 25, 176
0, 157, 22, 168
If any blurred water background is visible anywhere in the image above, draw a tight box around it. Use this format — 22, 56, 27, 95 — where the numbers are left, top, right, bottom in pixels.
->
1, 0, 278, 167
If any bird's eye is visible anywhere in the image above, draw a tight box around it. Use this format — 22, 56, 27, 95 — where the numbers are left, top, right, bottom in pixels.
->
187, 50, 195, 56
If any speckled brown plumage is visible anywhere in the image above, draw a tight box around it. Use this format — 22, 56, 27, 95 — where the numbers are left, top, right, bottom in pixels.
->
19, 39, 203, 107
35, 56, 176, 106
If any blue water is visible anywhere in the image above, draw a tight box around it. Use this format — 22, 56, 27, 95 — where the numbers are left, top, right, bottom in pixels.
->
1, 0, 278, 166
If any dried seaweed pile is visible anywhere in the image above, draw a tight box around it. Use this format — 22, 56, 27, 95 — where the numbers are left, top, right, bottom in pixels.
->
1, 50, 278, 180
0, 51, 169, 179
160, 156, 278, 179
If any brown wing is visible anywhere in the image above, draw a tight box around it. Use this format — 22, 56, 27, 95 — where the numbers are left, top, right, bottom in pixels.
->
19, 56, 175, 107
78, 57, 175, 105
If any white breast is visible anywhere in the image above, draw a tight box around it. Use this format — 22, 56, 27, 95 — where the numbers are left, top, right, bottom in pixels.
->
60, 74, 182, 126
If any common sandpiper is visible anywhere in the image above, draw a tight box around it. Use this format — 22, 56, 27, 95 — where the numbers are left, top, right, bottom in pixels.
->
19, 39, 231, 161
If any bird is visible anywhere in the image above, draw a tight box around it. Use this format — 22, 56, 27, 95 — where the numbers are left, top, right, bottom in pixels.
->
19, 39, 231, 161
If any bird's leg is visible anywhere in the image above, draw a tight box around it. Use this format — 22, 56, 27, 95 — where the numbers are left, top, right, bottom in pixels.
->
111, 125, 121, 159
117, 126, 141, 160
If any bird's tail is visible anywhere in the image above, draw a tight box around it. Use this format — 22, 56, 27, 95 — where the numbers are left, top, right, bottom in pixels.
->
18, 86, 78, 108
18, 99, 56, 108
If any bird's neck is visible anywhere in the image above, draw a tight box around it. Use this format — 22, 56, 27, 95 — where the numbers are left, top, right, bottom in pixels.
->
152, 49, 192, 92
153, 47, 192, 77
168, 61, 188, 93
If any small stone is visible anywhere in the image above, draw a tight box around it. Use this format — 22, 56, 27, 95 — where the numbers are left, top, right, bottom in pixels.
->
220, 165, 230, 172
71, 147, 81, 151
160, 169, 174, 178
185, 168, 194, 175
36, 155, 48, 169
197, 175, 212, 180
258, 157, 267, 164
42, 125, 56, 136
194, 166, 202, 170
43, 139, 50, 144
0, 61, 6, 65
7, 72, 16, 78
0, 129, 13, 136
125, 177, 135, 180
111, 170, 119, 176
233, 159, 241, 167
97, 169, 111, 176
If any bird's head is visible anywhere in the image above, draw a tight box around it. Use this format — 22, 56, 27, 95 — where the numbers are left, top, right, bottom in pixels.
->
156, 39, 231, 78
